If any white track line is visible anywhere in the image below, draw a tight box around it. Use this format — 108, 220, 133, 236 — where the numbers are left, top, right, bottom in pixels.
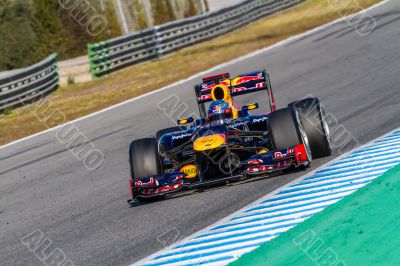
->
136, 121, 398, 266
137, 130, 399, 265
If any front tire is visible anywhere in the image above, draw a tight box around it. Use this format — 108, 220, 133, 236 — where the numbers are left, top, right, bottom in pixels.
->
129, 138, 162, 180
290, 98, 332, 159
268, 107, 312, 161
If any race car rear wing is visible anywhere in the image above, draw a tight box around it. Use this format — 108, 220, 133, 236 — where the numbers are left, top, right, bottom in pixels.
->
194, 70, 276, 118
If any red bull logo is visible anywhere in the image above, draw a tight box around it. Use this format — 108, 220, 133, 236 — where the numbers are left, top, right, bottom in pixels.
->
232, 73, 263, 86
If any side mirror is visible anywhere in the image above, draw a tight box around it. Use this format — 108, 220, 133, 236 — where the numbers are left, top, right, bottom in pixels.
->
242, 103, 259, 112
177, 117, 194, 125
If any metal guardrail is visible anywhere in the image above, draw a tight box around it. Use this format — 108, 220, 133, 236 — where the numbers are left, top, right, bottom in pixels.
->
0, 54, 59, 112
88, 0, 305, 78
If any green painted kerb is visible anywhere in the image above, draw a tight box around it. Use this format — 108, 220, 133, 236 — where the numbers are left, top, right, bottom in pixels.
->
230, 164, 400, 266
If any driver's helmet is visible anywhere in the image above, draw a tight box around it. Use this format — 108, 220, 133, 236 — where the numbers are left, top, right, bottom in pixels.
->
207, 100, 233, 121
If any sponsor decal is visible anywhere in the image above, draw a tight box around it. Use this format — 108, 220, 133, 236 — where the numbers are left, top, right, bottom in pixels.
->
193, 134, 226, 151
248, 159, 263, 165
180, 165, 197, 179
201, 81, 230, 91
252, 117, 268, 123
230, 121, 248, 128
256, 82, 266, 88
142, 181, 184, 195
201, 94, 212, 101
135, 177, 157, 187
232, 73, 263, 86
202, 84, 212, 90
172, 133, 192, 140
232, 87, 247, 93
247, 165, 272, 172
274, 148, 295, 159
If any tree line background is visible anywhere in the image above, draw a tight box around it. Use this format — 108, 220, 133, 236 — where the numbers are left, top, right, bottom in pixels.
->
0, 0, 207, 71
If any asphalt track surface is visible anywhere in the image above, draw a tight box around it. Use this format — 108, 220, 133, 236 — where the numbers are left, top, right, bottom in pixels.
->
1, 1, 399, 265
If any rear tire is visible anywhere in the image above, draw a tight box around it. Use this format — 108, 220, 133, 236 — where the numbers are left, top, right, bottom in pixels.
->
268, 107, 312, 160
290, 98, 332, 159
129, 138, 161, 180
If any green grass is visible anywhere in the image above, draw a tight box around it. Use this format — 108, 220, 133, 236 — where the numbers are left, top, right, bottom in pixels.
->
230, 164, 400, 266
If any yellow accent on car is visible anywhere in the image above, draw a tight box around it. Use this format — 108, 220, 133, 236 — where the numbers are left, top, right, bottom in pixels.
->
231, 77, 241, 86
210, 84, 239, 119
194, 134, 226, 151
232, 109, 239, 119
257, 149, 269, 154
246, 103, 258, 110
211, 84, 231, 102
180, 164, 197, 179
178, 119, 188, 125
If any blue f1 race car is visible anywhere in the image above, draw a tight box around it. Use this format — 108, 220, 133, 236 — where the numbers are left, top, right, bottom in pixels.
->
128, 70, 332, 203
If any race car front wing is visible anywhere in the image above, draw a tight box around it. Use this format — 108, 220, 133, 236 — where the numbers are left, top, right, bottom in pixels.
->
129, 144, 309, 202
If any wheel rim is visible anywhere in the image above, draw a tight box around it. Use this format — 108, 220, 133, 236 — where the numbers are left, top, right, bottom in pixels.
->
295, 110, 312, 161
320, 105, 333, 152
